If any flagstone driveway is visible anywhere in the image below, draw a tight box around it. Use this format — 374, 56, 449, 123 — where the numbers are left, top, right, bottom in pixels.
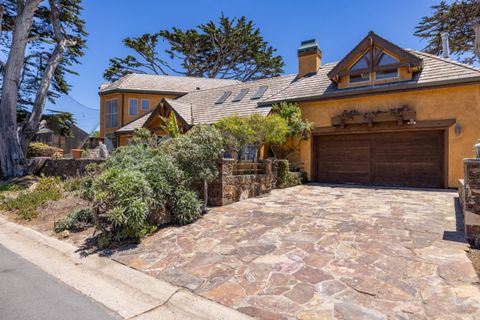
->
113, 185, 480, 319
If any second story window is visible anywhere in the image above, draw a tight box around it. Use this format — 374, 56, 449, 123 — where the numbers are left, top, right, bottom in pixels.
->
129, 99, 138, 116
104, 99, 119, 128
141, 99, 150, 110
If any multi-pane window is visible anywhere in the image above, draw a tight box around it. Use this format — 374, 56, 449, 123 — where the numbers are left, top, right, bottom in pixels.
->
129, 99, 138, 116
141, 99, 150, 110
348, 48, 400, 84
104, 99, 119, 128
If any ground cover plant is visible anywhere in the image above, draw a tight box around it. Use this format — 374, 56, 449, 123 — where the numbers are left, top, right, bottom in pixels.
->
0, 177, 62, 220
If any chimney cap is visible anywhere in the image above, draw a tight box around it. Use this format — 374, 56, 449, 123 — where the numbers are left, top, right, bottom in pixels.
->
298, 39, 320, 54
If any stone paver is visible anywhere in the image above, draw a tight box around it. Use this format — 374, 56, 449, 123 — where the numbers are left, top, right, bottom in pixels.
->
113, 185, 480, 319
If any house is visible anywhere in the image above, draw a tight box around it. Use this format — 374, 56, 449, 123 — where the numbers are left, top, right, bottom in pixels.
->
99, 31, 480, 188
32, 120, 89, 155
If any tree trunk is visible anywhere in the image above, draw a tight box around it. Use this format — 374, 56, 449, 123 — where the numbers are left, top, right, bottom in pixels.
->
474, 18, 480, 60
202, 179, 208, 212
20, 38, 69, 154
0, 0, 41, 178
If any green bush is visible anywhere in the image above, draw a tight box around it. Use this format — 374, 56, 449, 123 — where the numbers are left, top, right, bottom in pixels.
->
87, 143, 203, 241
54, 208, 93, 233
36, 176, 61, 193
62, 177, 83, 192
0, 183, 23, 192
277, 160, 302, 188
1, 190, 61, 220
27, 142, 63, 157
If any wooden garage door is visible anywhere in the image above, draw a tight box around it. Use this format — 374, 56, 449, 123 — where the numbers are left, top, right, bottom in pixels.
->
313, 130, 445, 188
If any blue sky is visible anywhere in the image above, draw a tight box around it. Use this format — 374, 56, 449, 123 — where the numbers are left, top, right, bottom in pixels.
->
66, 0, 441, 109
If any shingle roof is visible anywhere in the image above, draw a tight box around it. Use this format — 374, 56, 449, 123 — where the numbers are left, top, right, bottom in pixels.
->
99, 73, 241, 95
261, 50, 480, 104
116, 111, 152, 133
170, 74, 297, 124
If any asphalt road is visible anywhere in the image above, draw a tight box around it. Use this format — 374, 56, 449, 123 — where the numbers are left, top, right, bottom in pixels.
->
0, 244, 120, 320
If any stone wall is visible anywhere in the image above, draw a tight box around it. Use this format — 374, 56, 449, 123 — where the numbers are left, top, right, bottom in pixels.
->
206, 159, 275, 206
460, 159, 480, 248
39, 159, 105, 178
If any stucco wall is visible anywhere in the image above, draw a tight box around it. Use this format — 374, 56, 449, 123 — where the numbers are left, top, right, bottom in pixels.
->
299, 83, 480, 188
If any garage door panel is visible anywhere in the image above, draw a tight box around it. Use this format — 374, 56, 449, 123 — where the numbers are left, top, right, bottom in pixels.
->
313, 130, 445, 188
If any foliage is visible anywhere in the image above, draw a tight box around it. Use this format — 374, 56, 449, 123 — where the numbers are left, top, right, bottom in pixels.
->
103, 14, 284, 82
215, 114, 288, 161
271, 102, 312, 159
1, 0, 88, 108
54, 208, 92, 233
62, 177, 83, 192
276, 159, 302, 188
36, 176, 61, 193
161, 112, 180, 138
0, 189, 61, 220
414, 0, 480, 64
27, 142, 63, 157
90, 130, 100, 138
86, 142, 202, 241
0, 182, 23, 192
132, 128, 158, 148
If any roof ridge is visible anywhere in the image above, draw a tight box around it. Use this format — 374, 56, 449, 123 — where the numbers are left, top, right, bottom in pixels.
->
408, 50, 480, 73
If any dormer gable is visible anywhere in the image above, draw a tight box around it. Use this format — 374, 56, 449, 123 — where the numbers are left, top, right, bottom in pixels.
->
327, 32, 424, 89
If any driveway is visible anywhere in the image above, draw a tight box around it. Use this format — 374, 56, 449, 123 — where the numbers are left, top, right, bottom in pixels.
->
113, 185, 480, 319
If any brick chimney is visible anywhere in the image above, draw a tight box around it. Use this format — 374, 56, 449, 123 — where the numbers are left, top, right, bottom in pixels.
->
298, 39, 322, 78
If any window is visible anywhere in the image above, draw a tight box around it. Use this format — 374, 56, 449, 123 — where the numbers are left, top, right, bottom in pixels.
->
251, 86, 268, 99
377, 51, 399, 66
350, 51, 370, 71
141, 99, 150, 110
232, 88, 249, 102
375, 69, 398, 80
215, 91, 232, 104
129, 99, 138, 116
349, 72, 370, 83
104, 99, 119, 128
105, 133, 118, 149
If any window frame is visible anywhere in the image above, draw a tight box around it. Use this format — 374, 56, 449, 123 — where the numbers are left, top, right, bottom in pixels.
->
128, 98, 138, 116
141, 99, 150, 110
104, 99, 119, 129
374, 68, 399, 80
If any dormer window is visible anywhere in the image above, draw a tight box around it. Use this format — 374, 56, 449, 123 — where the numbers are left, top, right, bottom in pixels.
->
327, 32, 424, 89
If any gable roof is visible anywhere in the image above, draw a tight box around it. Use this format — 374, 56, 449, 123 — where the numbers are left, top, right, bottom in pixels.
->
164, 74, 297, 125
99, 73, 241, 96
261, 50, 480, 105
327, 32, 424, 81
115, 111, 153, 133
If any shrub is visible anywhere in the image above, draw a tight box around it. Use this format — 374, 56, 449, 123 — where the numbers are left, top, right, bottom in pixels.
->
1, 190, 61, 220
54, 208, 93, 233
0, 183, 22, 192
27, 142, 63, 157
277, 159, 302, 188
87, 143, 203, 241
36, 176, 61, 193
63, 177, 83, 192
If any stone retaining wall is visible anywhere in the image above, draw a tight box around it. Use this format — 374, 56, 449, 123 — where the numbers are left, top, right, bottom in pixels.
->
39, 159, 105, 178
206, 159, 275, 206
460, 159, 480, 248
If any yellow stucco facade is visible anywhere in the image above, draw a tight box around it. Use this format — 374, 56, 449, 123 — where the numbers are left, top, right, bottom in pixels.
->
299, 83, 480, 188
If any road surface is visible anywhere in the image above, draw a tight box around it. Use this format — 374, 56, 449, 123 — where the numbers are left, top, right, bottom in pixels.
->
0, 244, 119, 320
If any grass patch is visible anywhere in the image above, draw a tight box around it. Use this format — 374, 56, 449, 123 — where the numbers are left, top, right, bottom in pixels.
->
62, 177, 83, 193
0, 190, 62, 220
0, 183, 24, 192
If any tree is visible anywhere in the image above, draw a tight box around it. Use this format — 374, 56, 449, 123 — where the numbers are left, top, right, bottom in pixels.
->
270, 101, 312, 159
0, 0, 86, 177
164, 125, 224, 211
215, 113, 288, 162
160, 112, 180, 138
104, 14, 284, 82
414, 0, 480, 65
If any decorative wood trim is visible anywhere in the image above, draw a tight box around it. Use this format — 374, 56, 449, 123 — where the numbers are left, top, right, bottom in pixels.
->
331, 106, 416, 128
312, 119, 456, 135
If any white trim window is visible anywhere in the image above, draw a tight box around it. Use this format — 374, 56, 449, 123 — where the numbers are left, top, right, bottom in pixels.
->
104, 99, 119, 128
129, 99, 138, 116
141, 99, 150, 110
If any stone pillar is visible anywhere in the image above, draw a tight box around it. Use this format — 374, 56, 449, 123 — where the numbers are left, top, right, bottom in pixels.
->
463, 159, 480, 248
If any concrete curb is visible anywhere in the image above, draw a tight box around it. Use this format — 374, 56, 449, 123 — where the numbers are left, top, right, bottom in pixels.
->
0, 217, 252, 320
